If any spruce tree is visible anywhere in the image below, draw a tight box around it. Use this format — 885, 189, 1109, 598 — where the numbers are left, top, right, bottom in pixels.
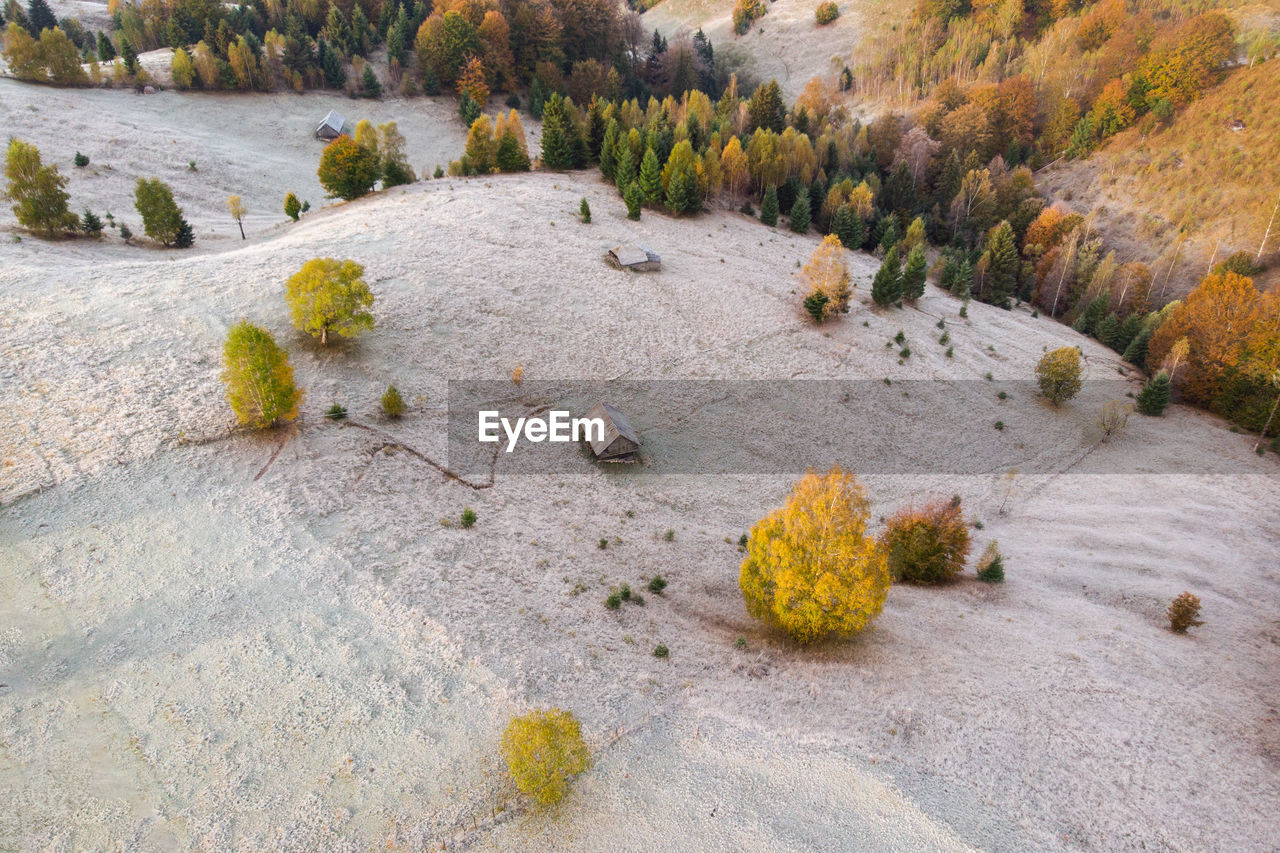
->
877, 216, 898, 253
613, 141, 636, 195
120, 36, 138, 73
901, 244, 927, 303
665, 163, 698, 215
421, 64, 440, 95
638, 146, 662, 204
1094, 311, 1120, 349
871, 245, 902, 307
760, 185, 778, 227
174, 218, 195, 248
361, 64, 381, 98
539, 94, 573, 170
831, 204, 859, 249
26, 0, 55, 34
624, 180, 642, 220
528, 77, 546, 119
983, 220, 1018, 308
579, 197, 590, 223
495, 132, 530, 171
81, 208, 102, 236
1072, 294, 1109, 336
1122, 322, 1154, 368
1136, 370, 1171, 416
950, 257, 973, 298
96, 30, 115, 61
1115, 312, 1143, 354
789, 192, 811, 233
599, 119, 619, 181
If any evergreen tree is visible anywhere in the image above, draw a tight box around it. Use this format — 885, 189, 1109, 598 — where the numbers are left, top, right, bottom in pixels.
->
528, 77, 545, 119
831, 204, 862, 250
119, 36, 138, 73
1094, 311, 1120, 349
80, 208, 102, 236
174, 218, 194, 248
1136, 370, 1171, 416
789, 192, 810, 233
26, 0, 55, 34
1115, 312, 1143, 354
983, 220, 1018, 308
459, 92, 481, 126
638, 146, 662, 204
871, 246, 902, 306
1072, 294, 1109, 335
539, 93, 574, 169
495, 131, 530, 171
326, 3, 352, 56
878, 216, 898, 253
318, 39, 346, 87
901, 244, 927, 302
1122, 321, 1154, 367
579, 197, 590, 223
613, 140, 636, 195
624, 180, 642, 220
665, 163, 698, 214
96, 30, 115, 61
421, 63, 440, 95
361, 64, 381, 98
284, 192, 301, 221
599, 119, 619, 181
803, 291, 830, 323
747, 79, 785, 132
760, 184, 778, 226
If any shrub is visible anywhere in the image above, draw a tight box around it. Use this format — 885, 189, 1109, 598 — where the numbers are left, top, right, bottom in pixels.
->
618, 583, 631, 601
653, 644, 669, 658
4, 139, 76, 237
80, 209, 102, 237
1137, 370, 1171, 415
880, 499, 971, 584
285, 257, 375, 345
134, 177, 186, 246
460, 506, 477, 528
284, 192, 301, 222
501, 709, 591, 805
579, 197, 590, 223
317, 135, 381, 201
605, 591, 622, 609
739, 467, 890, 642
119, 222, 132, 242
663, 529, 675, 542
975, 541, 1004, 582
433, 165, 444, 179
598, 537, 608, 550
381, 385, 406, 418
73, 152, 89, 168
1167, 591, 1203, 633
505, 92, 521, 109
815, 1, 839, 25
732, 0, 766, 34
1036, 346, 1083, 405
325, 403, 347, 420
648, 575, 667, 593
1099, 399, 1132, 440
221, 320, 302, 429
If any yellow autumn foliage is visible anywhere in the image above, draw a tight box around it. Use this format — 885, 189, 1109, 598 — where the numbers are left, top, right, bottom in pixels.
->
501, 708, 590, 805
739, 468, 890, 643
800, 234, 852, 322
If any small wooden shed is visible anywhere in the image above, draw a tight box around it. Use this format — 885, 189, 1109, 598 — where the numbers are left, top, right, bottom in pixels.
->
316, 110, 348, 140
584, 402, 641, 461
607, 244, 661, 272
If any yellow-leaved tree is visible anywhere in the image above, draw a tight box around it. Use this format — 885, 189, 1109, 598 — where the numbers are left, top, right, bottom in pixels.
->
501, 708, 591, 805
284, 258, 375, 345
739, 468, 890, 643
800, 234, 852, 323
221, 320, 302, 428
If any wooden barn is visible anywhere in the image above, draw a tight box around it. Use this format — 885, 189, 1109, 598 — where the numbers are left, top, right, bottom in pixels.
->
584, 402, 640, 461
607, 244, 661, 272
316, 110, 348, 140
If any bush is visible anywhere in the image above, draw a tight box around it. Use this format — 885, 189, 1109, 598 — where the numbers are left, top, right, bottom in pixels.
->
1036, 346, 1083, 405
460, 506, 477, 528
134, 177, 186, 246
284, 192, 301, 221
221, 320, 302, 429
648, 574, 667, 593
1167, 591, 1203, 633
325, 403, 347, 420
73, 152, 89, 168
739, 468, 890, 642
4, 138, 76, 237
1137, 370, 1171, 415
317, 135, 381, 201
80, 208, 102, 237
381, 384, 406, 418
285, 257, 375, 345
501, 709, 591, 805
605, 591, 622, 609
1098, 399, 1132, 440
653, 644, 669, 658
881, 499, 971, 584
975, 541, 1004, 582
815, 2, 840, 25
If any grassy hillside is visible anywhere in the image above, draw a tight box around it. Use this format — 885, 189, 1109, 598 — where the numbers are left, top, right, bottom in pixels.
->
1039, 58, 1280, 296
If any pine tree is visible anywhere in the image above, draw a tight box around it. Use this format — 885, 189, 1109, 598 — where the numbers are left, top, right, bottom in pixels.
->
624, 180, 641, 220
665, 163, 698, 215
1115, 312, 1143, 354
26, 0, 55, 34
1136, 370, 1171, 416
528, 77, 545, 118
319, 39, 346, 87
80, 208, 102, 237
1122, 322, 1154, 367
120, 36, 138, 73
599, 119, 619, 181
1095, 311, 1120, 349
983, 220, 1018, 308
747, 79, 785, 133
495, 131, 530, 172
871, 246, 902, 307
361, 64, 381, 98
579, 197, 591, 223
638, 146, 662, 204
789, 192, 810, 233
1072, 294, 1109, 335
949, 256, 974, 298
831, 204, 860, 249
760, 184, 778, 226
459, 93, 481, 127
174, 218, 194, 248
539, 93, 573, 170
878, 216, 898, 253
901, 244, 927, 303
613, 140, 636, 195
96, 30, 115, 61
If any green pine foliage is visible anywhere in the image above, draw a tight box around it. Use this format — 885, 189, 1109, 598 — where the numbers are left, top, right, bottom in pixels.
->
976, 541, 1004, 582
1072, 294, 1109, 336
1137, 370, 1171, 415
831, 204, 862, 250
638, 146, 662, 204
539, 94, 574, 169
901, 244, 927, 303
983, 221, 1018, 308
624, 180, 642, 220
788, 192, 810, 233
1095, 312, 1120, 349
579, 197, 591, 223
871, 245, 902, 307
760, 184, 779, 226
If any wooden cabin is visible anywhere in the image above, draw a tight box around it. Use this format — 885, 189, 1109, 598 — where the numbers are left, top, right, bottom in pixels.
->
584, 402, 640, 461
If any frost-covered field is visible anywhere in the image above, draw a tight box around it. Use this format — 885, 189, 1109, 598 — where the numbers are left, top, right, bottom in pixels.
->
2, 83, 1279, 851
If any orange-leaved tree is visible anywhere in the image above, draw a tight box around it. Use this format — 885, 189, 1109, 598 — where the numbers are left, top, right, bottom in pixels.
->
739, 467, 890, 643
